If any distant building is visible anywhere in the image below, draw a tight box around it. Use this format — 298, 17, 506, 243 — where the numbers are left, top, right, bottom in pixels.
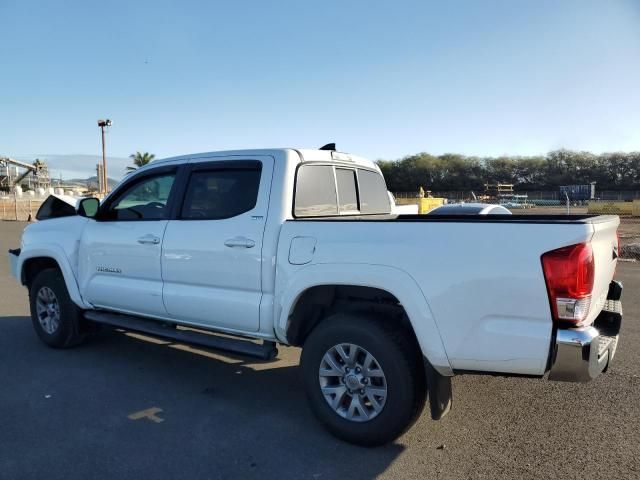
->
0, 165, 19, 177
0, 157, 51, 192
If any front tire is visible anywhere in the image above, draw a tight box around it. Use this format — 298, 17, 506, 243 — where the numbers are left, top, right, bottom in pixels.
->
301, 313, 426, 446
29, 268, 85, 348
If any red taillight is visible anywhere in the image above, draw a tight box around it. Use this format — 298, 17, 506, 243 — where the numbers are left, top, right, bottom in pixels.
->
541, 243, 595, 325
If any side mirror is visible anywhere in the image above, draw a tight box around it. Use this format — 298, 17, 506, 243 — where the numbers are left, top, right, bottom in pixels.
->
77, 197, 100, 218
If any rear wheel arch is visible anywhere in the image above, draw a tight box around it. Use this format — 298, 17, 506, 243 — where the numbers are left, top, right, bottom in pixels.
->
286, 284, 415, 347
278, 265, 453, 376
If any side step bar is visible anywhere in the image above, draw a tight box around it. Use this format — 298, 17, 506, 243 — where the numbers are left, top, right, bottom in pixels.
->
84, 311, 278, 360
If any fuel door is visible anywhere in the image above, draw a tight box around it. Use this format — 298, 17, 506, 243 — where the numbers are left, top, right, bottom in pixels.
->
289, 236, 317, 265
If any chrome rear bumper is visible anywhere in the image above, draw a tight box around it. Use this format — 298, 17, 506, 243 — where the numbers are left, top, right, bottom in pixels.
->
549, 327, 618, 382
548, 281, 623, 383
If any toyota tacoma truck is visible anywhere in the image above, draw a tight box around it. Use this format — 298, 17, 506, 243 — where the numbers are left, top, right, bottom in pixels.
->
7, 146, 624, 446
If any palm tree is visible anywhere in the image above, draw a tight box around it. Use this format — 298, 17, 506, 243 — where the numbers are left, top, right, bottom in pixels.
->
127, 152, 155, 171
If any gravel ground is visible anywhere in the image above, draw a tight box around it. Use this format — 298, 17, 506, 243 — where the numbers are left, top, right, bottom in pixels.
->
0, 221, 638, 480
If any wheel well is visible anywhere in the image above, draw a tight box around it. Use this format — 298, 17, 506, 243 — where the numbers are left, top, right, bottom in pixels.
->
22, 257, 60, 288
285, 285, 415, 346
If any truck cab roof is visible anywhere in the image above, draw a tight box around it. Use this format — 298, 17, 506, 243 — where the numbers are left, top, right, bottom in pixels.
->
141, 148, 380, 173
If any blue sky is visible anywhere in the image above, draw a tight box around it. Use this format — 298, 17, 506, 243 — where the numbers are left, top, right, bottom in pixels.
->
1, 0, 639, 178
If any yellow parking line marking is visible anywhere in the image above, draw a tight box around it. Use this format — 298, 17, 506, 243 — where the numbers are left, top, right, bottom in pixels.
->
128, 407, 164, 423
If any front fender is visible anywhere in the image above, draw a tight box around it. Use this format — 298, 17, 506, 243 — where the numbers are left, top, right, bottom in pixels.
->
275, 263, 453, 376
18, 245, 91, 309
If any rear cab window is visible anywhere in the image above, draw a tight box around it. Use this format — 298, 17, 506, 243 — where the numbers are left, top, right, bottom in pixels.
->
294, 163, 391, 217
336, 168, 358, 213
294, 165, 338, 217
357, 169, 391, 214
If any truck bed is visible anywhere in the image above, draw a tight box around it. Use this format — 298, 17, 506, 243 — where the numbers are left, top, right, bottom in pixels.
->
292, 214, 617, 224
278, 213, 620, 376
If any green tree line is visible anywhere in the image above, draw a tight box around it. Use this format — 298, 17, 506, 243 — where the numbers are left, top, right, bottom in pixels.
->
377, 150, 640, 192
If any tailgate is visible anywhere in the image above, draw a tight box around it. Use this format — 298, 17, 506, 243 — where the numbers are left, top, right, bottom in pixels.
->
586, 216, 620, 324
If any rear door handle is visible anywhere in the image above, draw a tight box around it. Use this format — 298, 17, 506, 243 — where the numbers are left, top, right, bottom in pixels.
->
137, 234, 161, 245
224, 237, 256, 248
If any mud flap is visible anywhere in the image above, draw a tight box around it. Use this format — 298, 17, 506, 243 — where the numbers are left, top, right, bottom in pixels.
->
424, 358, 452, 420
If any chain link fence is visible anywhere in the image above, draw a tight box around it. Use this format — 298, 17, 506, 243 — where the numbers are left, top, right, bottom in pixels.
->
4, 192, 639, 263
393, 192, 640, 263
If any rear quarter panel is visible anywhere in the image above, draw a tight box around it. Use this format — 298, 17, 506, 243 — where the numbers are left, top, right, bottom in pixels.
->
276, 219, 597, 376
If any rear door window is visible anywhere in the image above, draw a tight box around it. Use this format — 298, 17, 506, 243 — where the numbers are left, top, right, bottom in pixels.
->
181, 168, 262, 220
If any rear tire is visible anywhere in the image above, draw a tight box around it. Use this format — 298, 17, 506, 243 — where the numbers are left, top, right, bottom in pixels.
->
29, 268, 86, 348
301, 313, 426, 446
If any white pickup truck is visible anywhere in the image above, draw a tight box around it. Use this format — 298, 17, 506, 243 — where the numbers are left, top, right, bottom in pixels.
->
8, 146, 624, 446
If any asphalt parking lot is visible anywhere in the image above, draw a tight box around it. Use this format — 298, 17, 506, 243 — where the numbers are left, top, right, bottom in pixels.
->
1, 221, 638, 480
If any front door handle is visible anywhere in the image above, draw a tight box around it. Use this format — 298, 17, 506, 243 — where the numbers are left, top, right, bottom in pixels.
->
137, 234, 161, 245
224, 237, 256, 248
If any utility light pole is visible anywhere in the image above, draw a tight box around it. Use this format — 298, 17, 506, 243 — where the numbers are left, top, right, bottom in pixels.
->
97, 119, 112, 194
